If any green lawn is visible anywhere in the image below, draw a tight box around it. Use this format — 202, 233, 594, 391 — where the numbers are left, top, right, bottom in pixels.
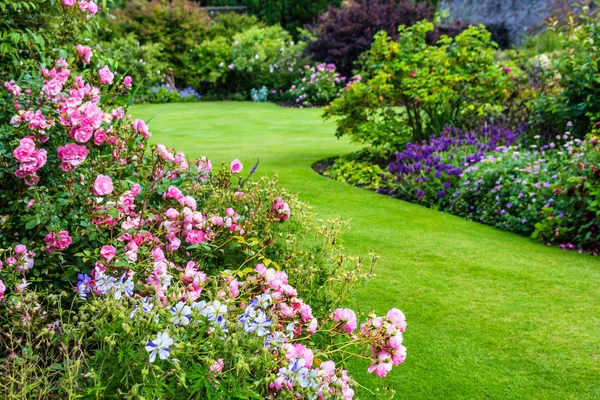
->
132, 102, 600, 399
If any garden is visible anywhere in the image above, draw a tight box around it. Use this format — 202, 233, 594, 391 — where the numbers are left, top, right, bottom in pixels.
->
1, 0, 600, 399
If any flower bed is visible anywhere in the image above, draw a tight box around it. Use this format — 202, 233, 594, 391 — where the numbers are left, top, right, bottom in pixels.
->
320, 124, 600, 253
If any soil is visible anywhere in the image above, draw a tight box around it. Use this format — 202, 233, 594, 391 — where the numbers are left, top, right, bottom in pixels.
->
311, 157, 337, 175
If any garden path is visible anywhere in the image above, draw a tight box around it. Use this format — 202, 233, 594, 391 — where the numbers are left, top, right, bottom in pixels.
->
132, 102, 600, 399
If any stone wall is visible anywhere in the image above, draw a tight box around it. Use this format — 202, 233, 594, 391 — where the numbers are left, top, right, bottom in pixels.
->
439, 0, 563, 44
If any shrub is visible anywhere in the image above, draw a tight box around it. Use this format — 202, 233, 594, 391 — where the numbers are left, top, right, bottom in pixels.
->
527, 8, 600, 138
0, 3, 409, 396
0, 0, 101, 80
324, 21, 518, 149
190, 25, 308, 97
325, 157, 393, 191
105, 0, 212, 88
99, 33, 168, 87
309, 0, 433, 78
245, 0, 341, 37
211, 11, 263, 40
275, 63, 346, 107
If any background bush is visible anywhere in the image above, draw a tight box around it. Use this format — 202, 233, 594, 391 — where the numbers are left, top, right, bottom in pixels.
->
324, 21, 517, 149
309, 0, 433, 78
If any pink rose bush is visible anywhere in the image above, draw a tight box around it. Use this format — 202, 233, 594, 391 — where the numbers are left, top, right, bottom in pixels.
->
0, 8, 408, 396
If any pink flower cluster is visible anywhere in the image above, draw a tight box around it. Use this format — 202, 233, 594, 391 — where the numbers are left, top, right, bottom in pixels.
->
63, 0, 98, 15
132, 119, 151, 137
4, 80, 21, 96
12, 137, 47, 185
76, 45, 92, 65
271, 197, 291, 221
43, 231, 73, 253
5, 244, 35, 274
41, 58, 71, 97
364, 309, 407, 378
252, 264, 316, 334
161, 188, 246, 251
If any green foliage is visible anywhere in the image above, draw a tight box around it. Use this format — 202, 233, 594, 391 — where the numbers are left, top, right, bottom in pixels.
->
211, 11, 263, 39
189, 24, 308, 96
244, 0, 341, 37
519, 29, 564, 57
99, 33, 168, 87
324, 157, 392, 191
0, 0, 101, 80
527, 9, 600, 137
105, 0, 213, 88
324, 21, 517, 149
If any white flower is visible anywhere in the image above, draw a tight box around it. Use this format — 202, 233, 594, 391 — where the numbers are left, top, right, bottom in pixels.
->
250, 310, 271, 337
192, 300, 208, 316
205, 300, 227, 321
145, 331, 173, 363
95, 271, 116, 295
170, 302, 192, 325
114, 275, 134, 300
256, 294, 272, 309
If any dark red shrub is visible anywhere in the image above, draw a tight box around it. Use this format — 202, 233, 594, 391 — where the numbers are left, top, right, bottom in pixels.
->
309, 0, 433, 77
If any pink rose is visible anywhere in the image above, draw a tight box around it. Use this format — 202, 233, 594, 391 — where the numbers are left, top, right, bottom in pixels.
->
230, 159, 243, 174
386, 308, 406, 331
164, 185, 183, 200
229, 279, 239, 298
131, 184, 141, 196
13, 138, 36, 162
164, 208, 180, 220
272, 197, 290, 221
210, 216, 223, 226
14, 244, 27, 254
43, 231, 72, 252
87, 1, 98, 15
182, 196, 197, 210
100, 245, 116, 261
504, 67, 512, 73
388, 332, 404, 350
391, 346, 407, 366
210, 359, 224, 374
93, 174, 114, 196
254, 263, 266, 275
98, 65, 114, 85
0, 279, 4, 300
300, 304, 313, 321
63, 0, 75, 6
132, 119, 151, 137
93, 129, 107, 145
308, 318, 318, 335
72, 126, 94, 143
123, 76, 132, 87
76, 45, 92, 65
185, 230, 206, 244
57, 143, 88, 171
332, 308, 357, 334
